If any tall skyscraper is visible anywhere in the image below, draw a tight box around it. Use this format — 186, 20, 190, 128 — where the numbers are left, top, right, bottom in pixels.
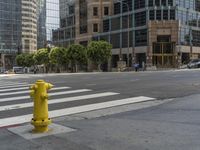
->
0, 0, 38, 70
21, 0, 37, 53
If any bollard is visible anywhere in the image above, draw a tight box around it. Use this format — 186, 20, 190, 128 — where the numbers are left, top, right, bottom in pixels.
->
30, 80, 53, 133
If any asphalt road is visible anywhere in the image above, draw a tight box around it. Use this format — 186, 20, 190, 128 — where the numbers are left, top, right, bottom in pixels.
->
1, 69, 200, 150
5, 69, 200, 100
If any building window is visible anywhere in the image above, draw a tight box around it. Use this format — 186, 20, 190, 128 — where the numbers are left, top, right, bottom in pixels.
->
196, 0, 200, 12
192, 30, 200, 46
170, 9, 175, 20
104, 7, 109, 15
69, 5, 74, 14
135, 29, 147, 46
93, 24, 98, 32
79, 0, 88, 34
114, 2, 120, 14
149, 0, 153, 7
135, 11, 146, 27
155, 0, 160, 6
168, 0, 173, 6
161, 0, 167, 6
103, 20, 109, 32
149, 10, 155, 20
134, 0, 145, 10
80, 25, 87, 34
163, 10, 168, 20
156, 10, 161, 20
93, 7, 98, 16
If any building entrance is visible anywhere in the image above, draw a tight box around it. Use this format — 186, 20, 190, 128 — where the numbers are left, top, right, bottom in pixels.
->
152, 42, 176, 68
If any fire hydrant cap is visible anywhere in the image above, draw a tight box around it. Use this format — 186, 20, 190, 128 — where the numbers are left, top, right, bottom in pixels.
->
37, 80, 44, 83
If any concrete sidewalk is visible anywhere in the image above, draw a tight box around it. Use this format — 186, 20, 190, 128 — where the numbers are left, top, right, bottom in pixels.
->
1, 95, 200, 150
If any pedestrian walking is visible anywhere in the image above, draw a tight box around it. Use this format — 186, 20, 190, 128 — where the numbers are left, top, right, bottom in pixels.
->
134, 63, 139, 72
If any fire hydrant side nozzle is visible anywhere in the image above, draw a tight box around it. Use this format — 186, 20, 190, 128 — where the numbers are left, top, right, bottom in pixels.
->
30, 80, 53, 133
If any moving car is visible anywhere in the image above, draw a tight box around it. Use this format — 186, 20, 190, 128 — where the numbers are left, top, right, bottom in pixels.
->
187, 59, 200, 69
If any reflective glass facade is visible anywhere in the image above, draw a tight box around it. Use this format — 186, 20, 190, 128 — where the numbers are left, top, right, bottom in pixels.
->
98, 0, 200, 48
46, 0, 59, 41
37, 0, 59, 48
0, 0, 22, 54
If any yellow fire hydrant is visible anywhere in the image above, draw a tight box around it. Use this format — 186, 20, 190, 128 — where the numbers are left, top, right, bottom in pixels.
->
30, 80, 53, 133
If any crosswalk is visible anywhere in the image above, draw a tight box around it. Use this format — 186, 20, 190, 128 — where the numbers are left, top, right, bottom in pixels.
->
0, 80, 155, 128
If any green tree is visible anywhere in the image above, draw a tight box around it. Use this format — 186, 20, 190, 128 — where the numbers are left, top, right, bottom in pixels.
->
16, 53, 35, 70
34, 48, 50, 73
16, 54, 26, 67
49, 47, 68, 72
67, 44, 87, 72
87, 41, 112, 71
24, 53, 35, 67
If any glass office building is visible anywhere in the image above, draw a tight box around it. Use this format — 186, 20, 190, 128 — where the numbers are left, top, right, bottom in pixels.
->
37, 0, 60, 49
0, 0, 22, 69
93, 0, 200, 69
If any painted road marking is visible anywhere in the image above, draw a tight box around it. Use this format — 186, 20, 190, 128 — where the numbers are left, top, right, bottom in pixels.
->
0, 87, 71, 96
0, 89, 92, 103
0, 84, 31, 89
0, 83, 29, 89
0, 87, 29, 92
0, 92, 119, 111
0, 96, 155, 127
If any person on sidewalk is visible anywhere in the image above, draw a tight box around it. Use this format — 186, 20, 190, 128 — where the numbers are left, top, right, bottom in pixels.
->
134, 63, 139, 72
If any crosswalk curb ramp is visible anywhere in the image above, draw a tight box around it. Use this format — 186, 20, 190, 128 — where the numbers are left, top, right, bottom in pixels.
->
0, 80, 156, 128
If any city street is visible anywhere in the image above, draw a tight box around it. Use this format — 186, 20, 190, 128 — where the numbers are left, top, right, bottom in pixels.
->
0, 69, 200, 149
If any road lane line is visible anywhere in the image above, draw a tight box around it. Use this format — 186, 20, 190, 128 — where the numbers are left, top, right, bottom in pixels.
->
0, 87, 71, 96
0, 92, 119, 111
0, 89, 92, 103
0, 96, 155, 127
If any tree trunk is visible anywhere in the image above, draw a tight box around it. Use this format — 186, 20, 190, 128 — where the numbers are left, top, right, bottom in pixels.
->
98, 64, 101, 72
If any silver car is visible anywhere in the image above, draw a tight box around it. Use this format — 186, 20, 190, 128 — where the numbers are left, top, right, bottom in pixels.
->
187, 59, 200, 69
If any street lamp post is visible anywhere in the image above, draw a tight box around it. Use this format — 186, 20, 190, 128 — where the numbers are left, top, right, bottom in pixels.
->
118, 0, 130, 69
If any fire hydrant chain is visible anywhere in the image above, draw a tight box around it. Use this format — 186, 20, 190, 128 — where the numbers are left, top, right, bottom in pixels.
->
30, 80, 53, 133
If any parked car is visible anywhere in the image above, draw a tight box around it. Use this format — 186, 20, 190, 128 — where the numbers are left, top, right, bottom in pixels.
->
187, 59, 200, 69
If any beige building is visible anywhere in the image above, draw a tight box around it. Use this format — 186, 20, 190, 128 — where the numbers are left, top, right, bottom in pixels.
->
74, 0, 113, 45
21, 0, 37, 53
53, 0, 113, 47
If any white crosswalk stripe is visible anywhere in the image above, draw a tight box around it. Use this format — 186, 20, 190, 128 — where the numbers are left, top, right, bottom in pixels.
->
0, 83, 29, 87
0, 80, 156, 128
0, 87, 71, 96
0, 84, 31, 89
0, 89, 93, 103
0, 92, 119, 111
